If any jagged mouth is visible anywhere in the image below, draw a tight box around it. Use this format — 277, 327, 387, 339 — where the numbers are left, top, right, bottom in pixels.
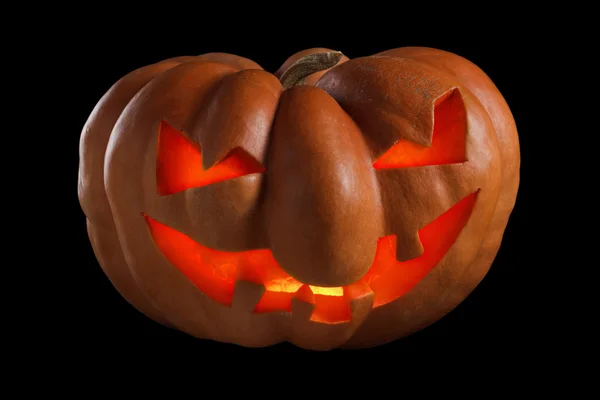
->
142, 190, 478, 324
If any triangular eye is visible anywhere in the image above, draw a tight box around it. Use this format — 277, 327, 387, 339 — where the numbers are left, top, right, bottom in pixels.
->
156, 120, 265, 196
373, 88, 467, 169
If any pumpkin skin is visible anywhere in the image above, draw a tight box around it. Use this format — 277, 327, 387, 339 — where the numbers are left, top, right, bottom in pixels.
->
78, 47, 519, 350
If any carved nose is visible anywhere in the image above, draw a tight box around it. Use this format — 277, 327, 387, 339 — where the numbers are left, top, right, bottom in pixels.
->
264, 86, 385, 287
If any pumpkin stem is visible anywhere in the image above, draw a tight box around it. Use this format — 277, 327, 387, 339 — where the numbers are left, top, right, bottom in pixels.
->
279, 51, 344, 89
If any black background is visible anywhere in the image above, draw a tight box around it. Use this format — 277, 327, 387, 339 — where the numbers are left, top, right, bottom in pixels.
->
54, 19, 546, 358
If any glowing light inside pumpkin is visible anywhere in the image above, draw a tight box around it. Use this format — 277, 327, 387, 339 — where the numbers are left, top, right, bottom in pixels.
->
143, 190, 477, 324
373, 88, 467, 169
156, 121, 265, 196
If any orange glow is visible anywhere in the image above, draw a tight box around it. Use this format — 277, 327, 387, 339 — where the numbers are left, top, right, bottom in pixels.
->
373, 88, 467, 169
156, 121, 265, 196
362, 190, 478, 307
143, 191, 477, 324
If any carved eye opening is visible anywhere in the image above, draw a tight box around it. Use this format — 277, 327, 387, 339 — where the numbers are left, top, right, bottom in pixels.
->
156, 120, 265, 196
373, 88, 467, 170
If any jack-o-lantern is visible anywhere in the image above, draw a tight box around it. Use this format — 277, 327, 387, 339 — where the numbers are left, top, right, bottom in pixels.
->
78, 47, 519, 350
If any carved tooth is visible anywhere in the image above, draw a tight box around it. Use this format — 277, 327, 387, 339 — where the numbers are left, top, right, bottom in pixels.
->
231, 280, 265, 312
232, 265, 266, 312
345, 280, 375, 324
291, 285, 315, 320
395, 231, 424, 262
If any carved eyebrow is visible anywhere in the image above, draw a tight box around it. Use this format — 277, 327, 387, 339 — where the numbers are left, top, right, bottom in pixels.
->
156, 120, 265, 196
373, 88, 467, 169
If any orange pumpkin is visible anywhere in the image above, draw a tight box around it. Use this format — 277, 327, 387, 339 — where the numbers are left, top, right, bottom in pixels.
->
78, 47, 519, 350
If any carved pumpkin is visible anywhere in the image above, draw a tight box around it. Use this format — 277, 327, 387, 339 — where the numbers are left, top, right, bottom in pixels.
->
78, 47, 519, 350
